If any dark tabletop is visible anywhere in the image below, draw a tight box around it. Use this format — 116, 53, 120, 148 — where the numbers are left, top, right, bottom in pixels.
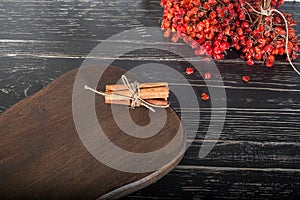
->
1, 0, 300, 199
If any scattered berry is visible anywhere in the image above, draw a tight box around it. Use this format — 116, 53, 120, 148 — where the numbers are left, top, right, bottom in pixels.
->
242, 75, 251, 83
204, 72, 211, 80
201, 92, 210, 101
185, 67, 194, 75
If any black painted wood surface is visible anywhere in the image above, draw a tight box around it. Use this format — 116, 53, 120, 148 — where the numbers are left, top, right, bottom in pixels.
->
0, 0, 300, 199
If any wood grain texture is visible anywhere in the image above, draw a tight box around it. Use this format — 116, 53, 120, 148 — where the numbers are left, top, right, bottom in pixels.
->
0, 66, 185, 199
0, 0, 300, 199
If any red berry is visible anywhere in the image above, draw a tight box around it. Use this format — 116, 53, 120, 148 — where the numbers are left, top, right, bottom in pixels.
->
166, 1, 172, 7
178, 8, 185, 15
213, 39, 221, 46
209, 11, 217, 20
163, 29, 171, 38
237, 27, 243, 36
171, 34, 179, 42
254, 46, 261, 54
206, 48, 213, 56
241, 21, 249, 28
257, 25, 264, 32
190, 7, 198, 15
278, 48, 285, 55
244, 28, 252, 34
258, 38, 268, 44
195, 22, 204, 32
204, 72, 211, 79
247, 59, 254, 66
213, 46, 222, 55
266, 55, 275, 67
274, 26, 286, 35
272, 48, 279, 55
163, 20, 171, 28
252, 30, 260, 37
238, 12, 246, 20
275, 16, 282, 23
266, 62, 273, 67
242, 75, 250, 83
254, 53, 262, 61
263, 45, 273, 53
220, 42, 230, 51
246, 39, 253, 48
186, 67, 194, 75
184, 16, 190, 23
234, 44, 241, 50
264, 29, 271, 37
214, 53, 225, 60
190, 40, 199, 49
201, 92, 210, 101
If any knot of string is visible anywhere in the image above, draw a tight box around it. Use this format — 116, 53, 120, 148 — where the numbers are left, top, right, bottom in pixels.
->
259, 5, 271, 16
84, 75, 170, 112
245, 2, 300, 76
121, 75, 142, 109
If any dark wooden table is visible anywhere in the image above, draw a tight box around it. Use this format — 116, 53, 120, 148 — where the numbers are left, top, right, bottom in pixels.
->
1, 0, 300, 199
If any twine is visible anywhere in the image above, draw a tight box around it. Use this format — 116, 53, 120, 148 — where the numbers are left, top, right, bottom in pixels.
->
84, 75, 169, 112
245, 2, 300, 76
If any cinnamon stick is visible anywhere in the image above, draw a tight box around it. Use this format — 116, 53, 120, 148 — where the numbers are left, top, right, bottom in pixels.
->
105, 99, 130, 106
105, 99, 168, 106
106, 82, 168, 91
104, 86, 169, 101
146, 99, 168, 106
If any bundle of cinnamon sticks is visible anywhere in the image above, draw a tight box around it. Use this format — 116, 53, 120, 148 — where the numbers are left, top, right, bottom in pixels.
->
104, 82, 169, 106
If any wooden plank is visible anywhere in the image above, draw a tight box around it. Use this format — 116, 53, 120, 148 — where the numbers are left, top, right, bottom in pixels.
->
0, 66, 185, 199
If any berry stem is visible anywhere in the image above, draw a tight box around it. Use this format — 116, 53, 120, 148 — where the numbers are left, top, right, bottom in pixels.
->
271, 9, 300, 76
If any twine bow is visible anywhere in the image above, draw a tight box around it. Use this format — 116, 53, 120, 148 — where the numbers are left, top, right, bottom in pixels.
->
84, 75, 169, 112
245, 2, 300, 76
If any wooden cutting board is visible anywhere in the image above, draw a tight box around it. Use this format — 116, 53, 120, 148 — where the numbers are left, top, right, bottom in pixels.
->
0, 66, 186, 199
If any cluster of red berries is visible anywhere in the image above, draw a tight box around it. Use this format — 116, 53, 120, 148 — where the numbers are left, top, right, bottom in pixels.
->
160, 0, 299, 67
